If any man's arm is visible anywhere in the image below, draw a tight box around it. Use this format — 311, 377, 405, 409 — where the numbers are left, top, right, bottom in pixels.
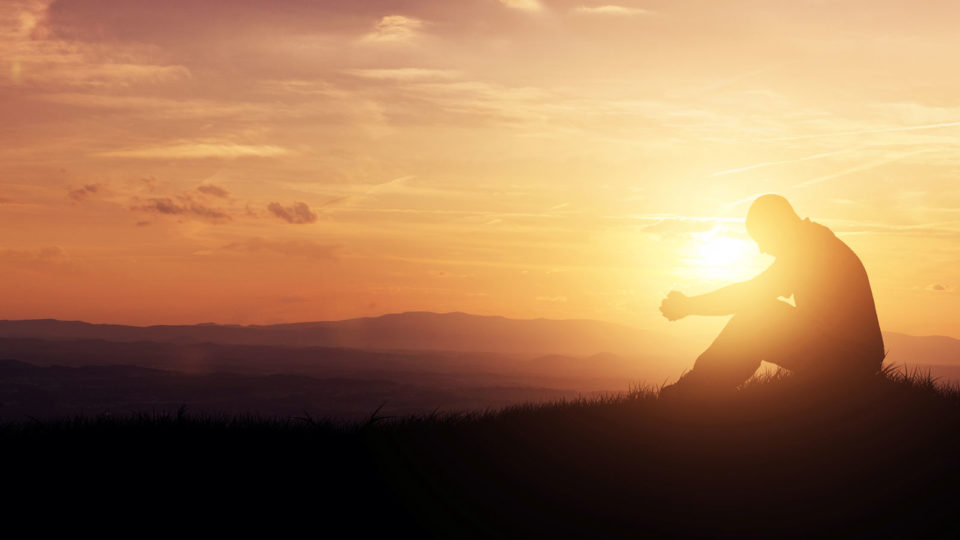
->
660, 262, 790, 320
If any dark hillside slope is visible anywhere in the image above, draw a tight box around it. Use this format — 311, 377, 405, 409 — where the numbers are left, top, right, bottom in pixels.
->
0, 359, 577, 420
4, 369, 959, 538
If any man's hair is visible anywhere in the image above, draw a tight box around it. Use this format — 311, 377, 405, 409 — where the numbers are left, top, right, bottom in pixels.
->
746, 194, 800, 238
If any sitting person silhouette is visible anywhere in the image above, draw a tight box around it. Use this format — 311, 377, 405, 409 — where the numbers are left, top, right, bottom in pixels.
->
659, 194, 885, 397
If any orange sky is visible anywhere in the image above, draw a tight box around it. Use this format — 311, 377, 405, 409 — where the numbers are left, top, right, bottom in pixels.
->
1, 0, 958, 338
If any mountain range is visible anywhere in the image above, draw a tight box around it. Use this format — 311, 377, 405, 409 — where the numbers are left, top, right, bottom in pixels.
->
0, 311, 955, 366
0, 312, 956, 419
0, 311, 662, 356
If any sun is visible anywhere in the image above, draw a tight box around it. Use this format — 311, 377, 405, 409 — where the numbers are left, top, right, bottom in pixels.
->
697, 235, 748, 268
687, 228, 761, 282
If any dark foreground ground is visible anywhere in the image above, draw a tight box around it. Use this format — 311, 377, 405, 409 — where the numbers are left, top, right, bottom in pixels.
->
5, 368, 959, 539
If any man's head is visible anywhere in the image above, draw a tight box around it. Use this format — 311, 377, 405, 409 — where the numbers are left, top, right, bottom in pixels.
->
745, 194, 802, 256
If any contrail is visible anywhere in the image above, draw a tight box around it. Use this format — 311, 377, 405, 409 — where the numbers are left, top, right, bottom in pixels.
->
772, 121, 960, 142
711, 148, 858, 177
794, 149, 930, 188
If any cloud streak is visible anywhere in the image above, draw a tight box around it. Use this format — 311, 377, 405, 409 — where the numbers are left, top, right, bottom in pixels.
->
499, 0, 543, 12
573, 5, 652, 16
773, 121, 960, 142
99, 143, 293, 159
361, 15, 423, 43
68, 183, 100, 201
223, 238, 339, 260
711, 149, 859, 177
132, 197, 231, 221
197, 184, 230, 198
268, 202, 318, 224
794, 149, 931, 188
0, 246, 80, 274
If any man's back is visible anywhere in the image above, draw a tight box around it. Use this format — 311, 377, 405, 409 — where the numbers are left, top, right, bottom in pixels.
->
775, 219, 885, 367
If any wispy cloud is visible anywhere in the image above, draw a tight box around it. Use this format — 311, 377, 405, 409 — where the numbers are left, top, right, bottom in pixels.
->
39, 93, 261, 118
99, 143, 293, 159
267, 202, 319, 224
197, 184, 230, 198
638, 217, 724, 238
1, 1, 191, 88
773, 121, 960, 142
289, 176, 418, 210
711, 148, 859, 177
223, 238, 339, 260
500, 0, 543, 12
67, 183, 100, 201
132, 197, 231, 222
828, 219, 960, 238
362, 15, 424, 43
573, 5, 653, 16
927, 283, 956, 293
344, 68, 459, 81
794, 149, 931, 188
0, 246, 81, 274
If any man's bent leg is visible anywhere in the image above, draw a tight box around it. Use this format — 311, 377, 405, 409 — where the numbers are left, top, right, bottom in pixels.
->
671, 300, 799, 394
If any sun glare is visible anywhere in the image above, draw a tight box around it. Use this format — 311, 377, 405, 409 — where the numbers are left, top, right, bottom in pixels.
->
688, 229, 759, 282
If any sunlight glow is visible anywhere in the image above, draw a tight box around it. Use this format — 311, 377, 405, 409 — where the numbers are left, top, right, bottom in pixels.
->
689, 229, 757, 281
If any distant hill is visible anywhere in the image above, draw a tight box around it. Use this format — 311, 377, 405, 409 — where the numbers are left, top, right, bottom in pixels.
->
0, 312, 662, 356
883, 332, 960, 366
0, 313, 956, 390
0, 337, 659, 391
0, 312, 956, 370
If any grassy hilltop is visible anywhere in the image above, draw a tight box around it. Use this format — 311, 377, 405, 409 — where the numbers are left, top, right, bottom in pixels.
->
5, 367, 960, 538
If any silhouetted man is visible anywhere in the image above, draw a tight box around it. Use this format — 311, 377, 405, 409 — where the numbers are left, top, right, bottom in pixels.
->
659, 194, 884, 397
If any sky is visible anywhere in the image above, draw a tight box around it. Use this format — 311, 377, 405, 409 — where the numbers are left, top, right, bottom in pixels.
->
1, 0, 958, 338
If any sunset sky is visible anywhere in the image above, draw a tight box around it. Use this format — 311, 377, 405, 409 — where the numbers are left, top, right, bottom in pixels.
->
1, 0, 958, 338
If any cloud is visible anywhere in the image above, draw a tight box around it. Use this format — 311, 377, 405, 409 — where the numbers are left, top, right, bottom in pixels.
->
927, 283, 956, 293
267, 202, 318, 224
0, 246, 80, 274
774, 121, 960, 142
828, 221, 960, 239
197, 184, 230, 198
632, 217, 724, 238
222, 238, 339, 260
362, 15, 423, 43
711, 149, 858, 178
18, 63, 192, 88
605, 215, 740, 238
344, 68, 460, 81
67, 183, 100, 201
1, 0, 191, 88
98, 142, 293, 159
39, 92, 262, 118
573, 5, 653, 16
132, 197, 230, 221
500, 0, 543, 12
794, 149, 932, 188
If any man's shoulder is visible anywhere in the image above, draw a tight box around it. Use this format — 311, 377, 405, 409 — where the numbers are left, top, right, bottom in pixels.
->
802, 218, 839, 242
801, 218, 862, 262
